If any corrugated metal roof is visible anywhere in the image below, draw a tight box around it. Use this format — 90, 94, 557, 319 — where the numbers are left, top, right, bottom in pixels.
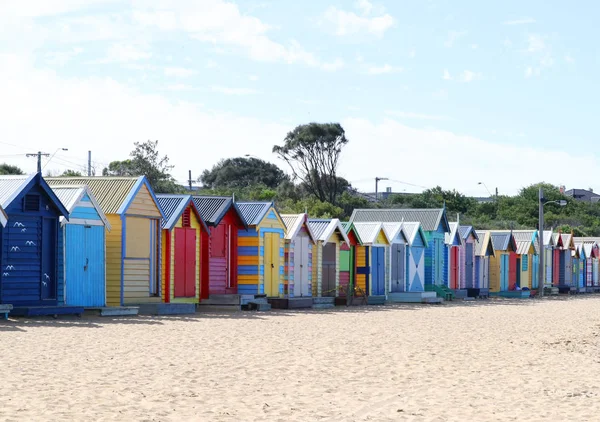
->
353, 222, 387, 245
458, 225, 478, 241
281, 214, 298, 230
382, 222, 404, 243
308, 218, 350, 244
46, 176, 140, 214
281, 213, 316, 242
192, 196, 232, 225
400, 222, 427, 247
474, 231, 495, 257
0, 175, 29, 208
515, 241, 532, 255
350, 208, 448, 232
157, 195, 186, 229
308, 219, 330, 240
445, 222, 461, 245
490, 232, 513, 251
543, 230, 554, 246
0, 205, 7, 227
561, 233, 574, 250
237, 202, 272, 226
50, 185, 111, 229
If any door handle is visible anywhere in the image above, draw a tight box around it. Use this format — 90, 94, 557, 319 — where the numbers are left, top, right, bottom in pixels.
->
271, 263, 274, 268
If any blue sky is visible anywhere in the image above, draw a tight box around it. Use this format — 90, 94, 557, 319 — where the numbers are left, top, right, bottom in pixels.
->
0, 0, 598, 196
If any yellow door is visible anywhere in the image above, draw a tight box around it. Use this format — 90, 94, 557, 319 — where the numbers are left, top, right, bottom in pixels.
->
264, 233, 280, 297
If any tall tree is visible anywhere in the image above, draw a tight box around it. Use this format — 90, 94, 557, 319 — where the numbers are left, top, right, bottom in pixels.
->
0, 163, 24, 175
61, 169, 83, 177
273, 122, 348, 204
102, 140, 180, 193
200, 157, 287, 189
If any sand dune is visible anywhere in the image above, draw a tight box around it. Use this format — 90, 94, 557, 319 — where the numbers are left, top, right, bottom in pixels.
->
2, 297, 600, 421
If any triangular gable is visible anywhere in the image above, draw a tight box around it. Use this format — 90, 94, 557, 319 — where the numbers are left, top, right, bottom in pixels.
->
403, 222, 429, 248
475, 231, 495, 257
0, 205, 6, 227
561, 232, 575, 250
157, 194, 209, 233
322, 218, 351, 245
382, 222, 409, 245
438, 207, 451, 233
118, 176, 166, 219
1, 173, 69, 219
445, 222, 462, 246
51, 185, 111, 230
282, 213, 317, 243
256, 205, 286, 231
459, 225, 479, 242
342, 222, 361, 246
353, 222, 390, 245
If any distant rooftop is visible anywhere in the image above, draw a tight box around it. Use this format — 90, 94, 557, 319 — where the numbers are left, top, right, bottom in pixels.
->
564, 188, 600, 203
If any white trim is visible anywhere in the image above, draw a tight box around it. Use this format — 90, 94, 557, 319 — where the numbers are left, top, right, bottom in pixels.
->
64, 218, 106, 227
321, 218, 350, 245
51, 185, 112, 231
353, 222, 391, 246
282, 213, 318, 243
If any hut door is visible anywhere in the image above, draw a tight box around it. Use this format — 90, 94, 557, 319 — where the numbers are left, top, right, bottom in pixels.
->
293, 236, 309, 297
390, 244, 405, 293
174, 228, 196, 298
371, 247, 385, 295
264, 233, 280, 297
500, 255, 509, 291
450, 247, 459, 289
515, 257, 521, 288
322, 243, 336, 297
41, 218, 57, 300
465, 243, 474, 288
564, 251, 573, 285
532, 255, 539, 289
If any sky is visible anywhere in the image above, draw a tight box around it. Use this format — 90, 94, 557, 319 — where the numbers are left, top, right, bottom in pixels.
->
0, 0, 598, 196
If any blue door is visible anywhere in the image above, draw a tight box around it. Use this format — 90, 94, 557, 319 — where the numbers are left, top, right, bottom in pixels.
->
41, 217, 57, 301
500, 255, 509, 291
371, 247, 385, 295
65, 225, 105, 307
532, 255, 539, 289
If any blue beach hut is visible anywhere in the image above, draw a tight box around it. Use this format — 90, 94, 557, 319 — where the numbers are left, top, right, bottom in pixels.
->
51, 185, 110, 307
0, 174, 70, 310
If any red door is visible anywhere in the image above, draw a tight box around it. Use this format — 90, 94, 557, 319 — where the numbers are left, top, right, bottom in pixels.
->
509, 252, 517, 290
450, 247, 459, 289
174, 228, 197, 297
553, 249, 560, 286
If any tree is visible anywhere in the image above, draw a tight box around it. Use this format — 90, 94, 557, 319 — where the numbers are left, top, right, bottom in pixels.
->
102, 141, 180, 193
0, 163, 24, 175
273, 123, 348, 204
62, 169, 82, 177
200, 157, 287, 189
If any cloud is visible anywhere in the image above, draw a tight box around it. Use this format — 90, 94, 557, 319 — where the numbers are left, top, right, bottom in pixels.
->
408, 49, 416, 58
503, 18, 536, 25
340, 118, 600, 196
524, 34, 554, 77
91, 43, 152, 63
0, 54, 284, 182
355, 0, 373, 15
565, 54, 575, 64
211, 85, 259, 95
44, 47, 84, 66
367, 64, 402, 75
444, 30, 466, 47
460, 70, 482, 82
322, 6, 394, 37
443, 69, 452, 80
167, 83, 195, 91
527, 34, 545, 52
321, 58, 345, 72
385, 111, 450, 121
249, 75, 259, 81
164, 67, 197, 78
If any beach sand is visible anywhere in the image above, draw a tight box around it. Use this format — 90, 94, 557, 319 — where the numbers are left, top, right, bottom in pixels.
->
2, 296, 600, 421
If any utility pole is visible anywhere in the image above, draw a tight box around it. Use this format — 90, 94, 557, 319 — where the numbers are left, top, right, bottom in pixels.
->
375, 177, 389, 202
26, 151, 50, 173
188, 170, 193, 191
88, 151, 92, 176
539, 186, 545, 298
495, 187, 499, 199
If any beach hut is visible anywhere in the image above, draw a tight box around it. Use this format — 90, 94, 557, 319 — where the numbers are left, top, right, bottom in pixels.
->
350, 208, 451, 298
538, 230, 555, 290
352, 222, 391, 301
488, 232, 518, 295
0, 205, 7, 228
574, 243, 585, 292
156, 194, 209, 306
339, 222, 361, 301
236, 202, 286, 298
474, 230, 495, 295
192, 196, 247, 300
307, 218, 350, 305
398, 222, 429, 299
558, 231, 576, 290
0, 174, 71, 312
575, 238, 600, 291
47, 176, 165, 308
51, 185, 110, 307
552, 232, 562, 286
281, 213, 315, 297
458, 226, 478, 290
381, 222, 410, 295
444, 222, 463, 290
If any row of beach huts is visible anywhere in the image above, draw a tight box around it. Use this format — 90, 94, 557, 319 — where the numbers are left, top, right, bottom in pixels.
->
0, 173, 596, 317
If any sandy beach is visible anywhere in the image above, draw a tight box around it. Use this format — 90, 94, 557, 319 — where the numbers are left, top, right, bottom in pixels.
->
2, 297, 600, 421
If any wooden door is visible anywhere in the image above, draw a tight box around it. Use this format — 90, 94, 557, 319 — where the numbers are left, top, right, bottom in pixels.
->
532, 255, 539, 289
515, 257, 521, 288
322, 243, 336, 297
293, 236, 310, 297
450, 247, 459, 289
174, 228, 196, 298
390, 243, 405, 293
41, 217, 57, 300
500, 255, 509, 291
465, 243, 474, 288
509, 252, 517, 290
264, 233, 280, 297
371, 247, 385, 295
553, 249, 560, 285
564, 251, 573, 285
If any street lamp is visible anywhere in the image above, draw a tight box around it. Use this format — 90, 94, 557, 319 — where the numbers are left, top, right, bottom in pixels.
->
478, 181, 492, 198
538, 186, 567, 297
244, 154, 260, 160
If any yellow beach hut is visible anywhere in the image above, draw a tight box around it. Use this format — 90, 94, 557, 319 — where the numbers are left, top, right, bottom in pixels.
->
307, 218, 350, 309
47, 176, 165, 308
352, 222, 391, 304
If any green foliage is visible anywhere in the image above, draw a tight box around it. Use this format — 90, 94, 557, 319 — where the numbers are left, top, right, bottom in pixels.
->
200, 157, 287, 189
273, 122, 348, 204
103, 140, 180, 193
62, 169, 82, 177
0, 163, 24, 175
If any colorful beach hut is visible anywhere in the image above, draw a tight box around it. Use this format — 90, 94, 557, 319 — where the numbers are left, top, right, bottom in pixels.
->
488, 232, 518, 295
339, 222, 361, 300
47, 176, 165, 307
575, 238, 600, 291
538, 230, 555, 289
444, 222, 463, 290
236, 202, 286, 297
558, 231, 576, 289
307, 218, 350, 301
382, 222, 410, 294
51, 185, 110, 307
352, 222, 391, 299
351, 208, 450, 298
400, 222, 428, 293
281, 213, 316, 301
574, 243, 585, 291
458, 226, 478, 290
192, 196, 247, 299
0, 174, 70, 310
474, 230, 495, 294
0, 205, 7, 228
156, 194, 209, 304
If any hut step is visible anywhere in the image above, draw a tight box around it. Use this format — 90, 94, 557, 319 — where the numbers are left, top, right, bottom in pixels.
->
10, 306, 84, 317
0, 304, 13, 320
